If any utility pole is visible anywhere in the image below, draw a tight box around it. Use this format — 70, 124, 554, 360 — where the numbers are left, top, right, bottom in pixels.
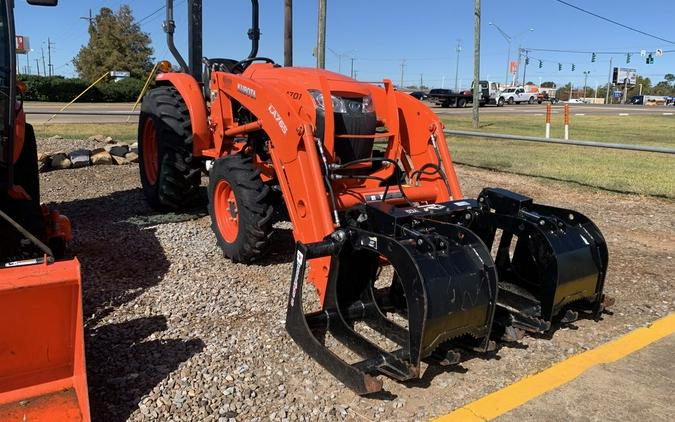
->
399, 59, 406, 88
521, 49, 529, 86
47, 38, 55, 76
605, 57, 613, 104
454, 39, 461, 91
350, 57, 355, 78
583, 71, 590, 99
41, 47, 46, 77
472, 0, 481, 129
284, 0, 293, 66
80, 9, 94, 29
316, 0, 326, 69
420, 73, 423, 89
35, 59, 40, 76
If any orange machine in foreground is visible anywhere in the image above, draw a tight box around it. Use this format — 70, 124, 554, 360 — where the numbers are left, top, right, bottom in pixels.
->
0, 0, 90, 420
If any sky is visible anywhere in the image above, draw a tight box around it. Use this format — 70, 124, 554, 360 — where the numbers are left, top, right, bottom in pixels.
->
14, 0, 675, 90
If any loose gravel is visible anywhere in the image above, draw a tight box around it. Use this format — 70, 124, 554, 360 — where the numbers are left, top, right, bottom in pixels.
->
37, 138, 675, 422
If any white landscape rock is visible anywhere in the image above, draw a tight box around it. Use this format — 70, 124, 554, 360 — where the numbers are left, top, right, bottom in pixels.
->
37, 152, 50, 172
91, 148, 113, 165
50, 152, 72, 169
125, 151, 139, 163
87, 134, 105, 142
111, 154, 129, 165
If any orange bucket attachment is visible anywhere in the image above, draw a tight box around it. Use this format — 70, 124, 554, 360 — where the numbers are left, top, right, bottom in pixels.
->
0, 258, 90, 421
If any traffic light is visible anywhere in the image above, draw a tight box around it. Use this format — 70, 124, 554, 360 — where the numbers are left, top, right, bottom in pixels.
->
571, 64, 575, 71
558, 63, 562, 71
539, 60, 543, 68
626, 53, 631, 63
646, 53, 654, 64
525, 57, 530, 65
591, 53, 596, 62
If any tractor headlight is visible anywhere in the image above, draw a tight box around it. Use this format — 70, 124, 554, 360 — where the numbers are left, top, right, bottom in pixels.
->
310, 91, 374, 114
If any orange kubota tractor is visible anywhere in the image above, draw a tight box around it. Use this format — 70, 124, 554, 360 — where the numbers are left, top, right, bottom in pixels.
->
0, 0, 90, 419
139, 0, 611, 394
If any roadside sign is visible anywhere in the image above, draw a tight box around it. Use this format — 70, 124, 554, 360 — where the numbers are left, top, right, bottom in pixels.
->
110, 71, 131, 78
509, 60, 519, 74
15, 35, 29, 54
612, 67, 637, 85
640, 49, 647, 57
613, 91, 623, 98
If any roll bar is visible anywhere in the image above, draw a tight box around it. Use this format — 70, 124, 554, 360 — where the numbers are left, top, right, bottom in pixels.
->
163, 0, 261, 82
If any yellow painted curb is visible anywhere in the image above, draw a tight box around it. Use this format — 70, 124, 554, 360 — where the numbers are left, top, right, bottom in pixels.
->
433, 313, 675, 422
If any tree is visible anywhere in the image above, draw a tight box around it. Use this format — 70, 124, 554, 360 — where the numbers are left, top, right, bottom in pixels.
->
541, 81, 556, 88
664, 73, 675, 86
73, 5, 153, 82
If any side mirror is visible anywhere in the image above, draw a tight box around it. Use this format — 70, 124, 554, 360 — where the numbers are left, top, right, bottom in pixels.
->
26, 0, 58, 6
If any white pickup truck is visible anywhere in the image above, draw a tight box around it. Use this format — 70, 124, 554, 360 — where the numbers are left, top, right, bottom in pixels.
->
498, 87, 537, 105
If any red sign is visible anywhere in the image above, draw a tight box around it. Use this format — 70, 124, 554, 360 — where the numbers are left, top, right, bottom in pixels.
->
16, 35, 30, 54
509, 60, 519, 74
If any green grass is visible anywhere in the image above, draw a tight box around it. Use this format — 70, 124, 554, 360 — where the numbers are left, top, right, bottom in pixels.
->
32, 122, 138, 142
442, 114, 675, 198
30, 116, 675, 197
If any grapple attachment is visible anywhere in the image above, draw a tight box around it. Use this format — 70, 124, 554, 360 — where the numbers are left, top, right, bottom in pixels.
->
286, 201, 497, 395
471, 188, 610, 334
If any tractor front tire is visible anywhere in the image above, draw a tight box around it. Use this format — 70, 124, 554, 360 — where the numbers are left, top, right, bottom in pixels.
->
138, 86, 201, 210
208, 154, 273, 263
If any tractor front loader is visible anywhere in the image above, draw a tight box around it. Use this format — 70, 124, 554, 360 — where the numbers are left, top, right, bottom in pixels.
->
0, 1, 90, 420
138, 0, 610, 394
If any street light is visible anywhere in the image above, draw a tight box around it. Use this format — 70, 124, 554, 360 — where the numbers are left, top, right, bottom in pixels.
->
489, 22, 534, 86
583, 70, 590, 100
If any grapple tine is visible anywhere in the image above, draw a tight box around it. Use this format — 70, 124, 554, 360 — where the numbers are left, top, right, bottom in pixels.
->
472, 188, 610, 333
285, 241, 384, 395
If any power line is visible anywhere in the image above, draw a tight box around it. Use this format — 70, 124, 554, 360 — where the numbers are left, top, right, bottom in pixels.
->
525, 47, 675, 55
554, 0, 675, 45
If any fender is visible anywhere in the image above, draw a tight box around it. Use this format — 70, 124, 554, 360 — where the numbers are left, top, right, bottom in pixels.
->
155, 72, 211, 156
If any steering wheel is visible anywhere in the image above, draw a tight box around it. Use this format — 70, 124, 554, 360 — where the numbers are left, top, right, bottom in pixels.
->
231, 57, 276, 73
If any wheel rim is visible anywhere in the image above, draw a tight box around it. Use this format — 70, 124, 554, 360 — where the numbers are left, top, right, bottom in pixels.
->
214, 179, 239, 243
142, 118, 159, 185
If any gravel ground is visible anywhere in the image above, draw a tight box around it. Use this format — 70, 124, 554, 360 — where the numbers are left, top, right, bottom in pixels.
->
37, 139, 675, 422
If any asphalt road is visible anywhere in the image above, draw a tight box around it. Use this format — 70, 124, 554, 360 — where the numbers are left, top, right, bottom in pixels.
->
25, 102, 138, 124
24, 101, 675, 124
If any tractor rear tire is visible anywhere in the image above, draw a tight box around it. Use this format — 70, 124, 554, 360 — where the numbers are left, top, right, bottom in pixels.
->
13, 123, 39, 202
457, 98, 467, 108
208, 154, 273, 263
138, 86, 201, 210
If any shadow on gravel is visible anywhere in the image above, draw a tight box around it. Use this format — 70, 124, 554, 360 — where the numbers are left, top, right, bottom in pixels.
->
51, 188, 205, 422
87, 316, 205, 422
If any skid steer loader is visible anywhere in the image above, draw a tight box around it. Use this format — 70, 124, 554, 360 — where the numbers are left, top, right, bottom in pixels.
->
0, 1, 90, 419
139, 0, 611, 394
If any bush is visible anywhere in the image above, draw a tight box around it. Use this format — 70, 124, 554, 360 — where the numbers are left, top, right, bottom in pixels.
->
18, 75, 149, 102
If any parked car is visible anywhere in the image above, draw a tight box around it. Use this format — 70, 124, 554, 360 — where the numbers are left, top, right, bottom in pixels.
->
409, 91, 428, 101
427, 88, 474, 108
567, 98, 584, 104
499, 87, 537, 105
